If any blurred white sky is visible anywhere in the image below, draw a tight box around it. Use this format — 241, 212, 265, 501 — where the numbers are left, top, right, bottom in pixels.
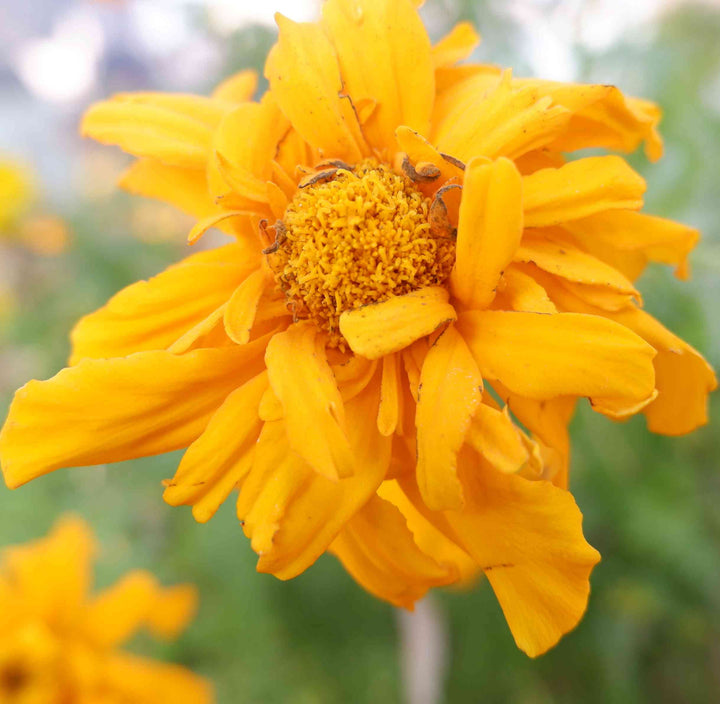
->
1, 0, 718, 201
506, 0, 720, 80
6, 0, 719, 107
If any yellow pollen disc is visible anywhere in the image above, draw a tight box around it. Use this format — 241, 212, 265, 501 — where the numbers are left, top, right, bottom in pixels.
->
267, 160, 456, 347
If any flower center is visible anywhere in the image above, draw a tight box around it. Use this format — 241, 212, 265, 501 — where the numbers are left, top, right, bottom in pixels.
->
266, 160, 456, 347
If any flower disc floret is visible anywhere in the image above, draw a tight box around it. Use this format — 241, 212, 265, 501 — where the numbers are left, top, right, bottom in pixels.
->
269, 161, 456, 345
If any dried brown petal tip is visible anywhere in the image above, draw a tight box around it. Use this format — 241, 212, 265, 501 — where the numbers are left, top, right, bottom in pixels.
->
401, 155, 441, 183
299, 168, 342, 189
262, 220, 287, 254
440, 152, 466, 171
315, 159, 354, 171
429, 184, 462, 239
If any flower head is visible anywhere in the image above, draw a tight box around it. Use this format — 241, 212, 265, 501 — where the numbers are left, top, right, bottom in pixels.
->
0, 0, 715, 657
0, 517, 211, 703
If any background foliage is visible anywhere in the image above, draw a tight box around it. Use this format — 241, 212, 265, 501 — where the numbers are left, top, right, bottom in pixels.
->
1, 1, 719, 702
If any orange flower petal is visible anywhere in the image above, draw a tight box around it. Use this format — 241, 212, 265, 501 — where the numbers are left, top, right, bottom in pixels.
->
564, 210, 699, 280
435, 71, 571, 161
431, 22, 480, 68
493, 382, 576, 489
2, 517, 94, 625
446, 452, 600, 657
208, 95, 290, 206
265, 14, 365, 162
265, 323, 353, 480
81, 100, 213, 169
500, 267, 557, 313
416, 325, 482, 511
223, 269, 271, 345
167, 304, 228, 355
330, 494, 455, 609
0, 340, 269, 489
82, 571, 159, 648
509, 81, 663, 160
551, 88, 663, 161
239, 375, 392, 580
339, 286, 456, 360
69, 243, 259, 363
146, 583, 198, 640
211, 69, 258, 103
107, 92, 228, 128
432, 67, 502, 128
450, 157, 523, 310
186, 210, 252, 245
119, 159, 224, 221
378, 479, 478, 583
457, 310, 656, 412
516, 231, 639, 296
163, 372, 267, 522
466, 403, 529, 475
332, 354, 379, 403
377, 353, 402, 436
535, 281, 716, 435
322, 0, 434, 152
523, 156, 646, 227
101, 652, 213, 704
608, 308, 716, 435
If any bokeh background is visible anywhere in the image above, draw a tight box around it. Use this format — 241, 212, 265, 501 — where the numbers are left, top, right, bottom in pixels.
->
1, 0, 719, 702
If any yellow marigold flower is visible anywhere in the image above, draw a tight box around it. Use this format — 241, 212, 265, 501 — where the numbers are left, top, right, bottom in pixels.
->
0, 0, 716, 657
0, 516, 212, 703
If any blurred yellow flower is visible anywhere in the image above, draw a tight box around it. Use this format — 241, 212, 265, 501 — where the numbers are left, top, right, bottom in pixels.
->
0, 0, 715, 657
0, 517, 212, 703
0, 160, 34, 232
16, 215, 71, 256
0, 158, 71, 256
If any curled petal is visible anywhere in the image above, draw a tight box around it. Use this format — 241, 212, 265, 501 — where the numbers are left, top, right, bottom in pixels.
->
377, 353, 402, 437
239, 374, 392, 580
500, 267, 557, 313
119, 159, 225, 221
448, 452, 601, 658
209, 96, 290, 206
330, 494, 455, 609
0, 341, 269, 489
564, 210, 699, 280
70, 243, 259, 363
451, 157, 523, 310
223, 269, 271, 345
466, 403, 529, 475
416, 325, 482, 511
163, 372, 268, 522
523, 156, 646, 228
378, 480, 478, 583
265, 323, 353, 480
339, 287, 456, 360
458, 310, 656, 413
